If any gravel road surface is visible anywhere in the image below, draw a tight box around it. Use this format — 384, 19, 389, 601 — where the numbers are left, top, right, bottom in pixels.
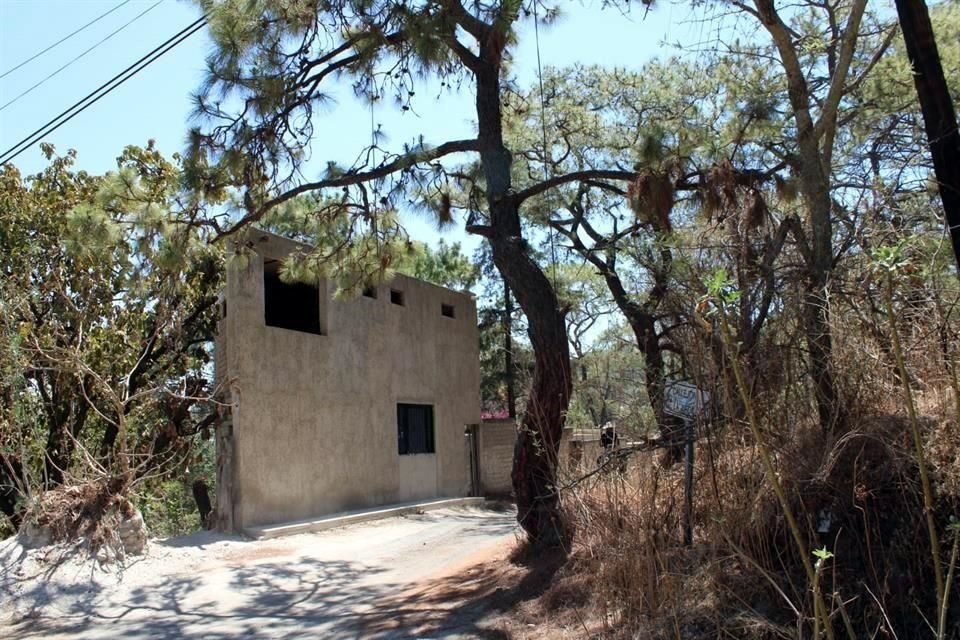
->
1, 505, 518, 639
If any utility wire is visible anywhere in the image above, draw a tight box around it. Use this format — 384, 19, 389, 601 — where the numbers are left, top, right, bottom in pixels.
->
0, 15, 207, 166
1, 0, 167, 113
0, 0, 134, 80
532, 1, 560, 291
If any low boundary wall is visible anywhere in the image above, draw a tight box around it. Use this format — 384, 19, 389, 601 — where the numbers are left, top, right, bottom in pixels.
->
478, 419, 516, 496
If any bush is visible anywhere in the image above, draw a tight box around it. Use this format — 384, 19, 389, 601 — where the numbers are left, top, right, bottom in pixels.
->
133, 438, 216, 539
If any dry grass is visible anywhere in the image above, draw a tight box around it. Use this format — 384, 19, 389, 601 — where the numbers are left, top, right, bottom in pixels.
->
515, 399, 960, 639
503, 267, 960, 639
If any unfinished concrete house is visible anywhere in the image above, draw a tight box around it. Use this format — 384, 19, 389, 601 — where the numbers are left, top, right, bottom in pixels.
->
214, 230, 481, 532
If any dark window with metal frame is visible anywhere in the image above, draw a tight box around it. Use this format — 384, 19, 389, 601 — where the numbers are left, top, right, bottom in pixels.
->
397, 403, 435, 455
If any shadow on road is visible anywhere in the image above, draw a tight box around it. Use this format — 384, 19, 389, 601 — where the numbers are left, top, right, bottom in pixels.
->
7, 506, 523, 639
14, 555, 392, 638
354, 544, 568, 639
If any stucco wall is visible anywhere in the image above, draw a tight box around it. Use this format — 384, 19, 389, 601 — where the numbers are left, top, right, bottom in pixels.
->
478, 419, 516, 496
218, 232, 480, 529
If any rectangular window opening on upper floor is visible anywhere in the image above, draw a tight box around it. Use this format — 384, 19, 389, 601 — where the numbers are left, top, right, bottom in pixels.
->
390, 289, 405, 306
263, 259, 324, 335
441, 304, 455, 318
363, 286, 378, 299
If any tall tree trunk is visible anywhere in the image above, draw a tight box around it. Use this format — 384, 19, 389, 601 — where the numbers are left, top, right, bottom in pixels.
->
634, 309, 686, 465
596, 270, 677, 447
503, 278, 517, 418
804, 288, 844, 432
894, 0, 960, 274
554, 207, 678, 452
496, 235, 571, 545
754, 0, 855, 434
474, 42, 571, 547
799, 138, 847, 434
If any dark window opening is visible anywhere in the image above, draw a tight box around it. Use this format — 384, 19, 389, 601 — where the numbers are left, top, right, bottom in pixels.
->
362, 286, 378, 299
390, 289, 405, 306
397, 403, 435, 455
263, 261, 322, 335
441, 304, 455, 318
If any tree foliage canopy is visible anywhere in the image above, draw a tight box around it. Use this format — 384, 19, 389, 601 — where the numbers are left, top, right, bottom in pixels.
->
0, 144, 222, 530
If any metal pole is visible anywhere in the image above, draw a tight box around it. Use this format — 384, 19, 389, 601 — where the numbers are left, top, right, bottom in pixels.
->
684, 418, 694, 546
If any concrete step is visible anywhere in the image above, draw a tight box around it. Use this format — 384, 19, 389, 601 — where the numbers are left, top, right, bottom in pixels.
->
244, 496, 487, 539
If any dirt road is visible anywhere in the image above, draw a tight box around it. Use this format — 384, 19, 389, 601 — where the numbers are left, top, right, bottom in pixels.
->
1, 505, 518, 639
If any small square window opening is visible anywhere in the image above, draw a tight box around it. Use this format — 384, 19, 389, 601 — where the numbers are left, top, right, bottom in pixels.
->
390, 289, 405, 306
441, 304, 455, 318
362, 286, 378, 299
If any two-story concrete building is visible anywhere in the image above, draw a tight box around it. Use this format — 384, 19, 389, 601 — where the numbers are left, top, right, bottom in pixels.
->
214, 230, 482, 531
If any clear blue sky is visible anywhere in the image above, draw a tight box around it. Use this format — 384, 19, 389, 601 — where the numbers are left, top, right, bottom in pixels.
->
0, 0, 704, 248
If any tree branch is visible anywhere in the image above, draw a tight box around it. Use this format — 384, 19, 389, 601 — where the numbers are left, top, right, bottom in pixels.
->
748, 216, 793, 343
752, 0, 816, 137
223, 138, 480, 236
440, 31, 482, 73
816, 0, 868, 168
438, 0, 490, 41
844, 22, 899, 97
513, 169, 637, 204
783, 214, 813, 265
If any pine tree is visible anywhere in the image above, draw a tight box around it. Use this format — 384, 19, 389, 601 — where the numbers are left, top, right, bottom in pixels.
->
188, 0, 640, 544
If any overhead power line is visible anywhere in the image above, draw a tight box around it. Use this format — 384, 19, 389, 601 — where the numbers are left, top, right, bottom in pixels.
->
0, 0, 134, 80
0, 0, 167, 113
0, 15, 208, 166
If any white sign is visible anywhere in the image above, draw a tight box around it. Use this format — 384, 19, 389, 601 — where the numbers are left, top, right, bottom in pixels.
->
663, 381, 710, 419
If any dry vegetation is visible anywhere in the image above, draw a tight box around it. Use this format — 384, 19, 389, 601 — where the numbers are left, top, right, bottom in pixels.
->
16, 475, 148, 561
506, 286, 960, 639
549, 421, 956, 637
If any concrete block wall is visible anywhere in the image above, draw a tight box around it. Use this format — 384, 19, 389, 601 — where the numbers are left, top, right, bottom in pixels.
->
478, 419, 516, 496
476, 423, 608, 496
218, 230, 481, 530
